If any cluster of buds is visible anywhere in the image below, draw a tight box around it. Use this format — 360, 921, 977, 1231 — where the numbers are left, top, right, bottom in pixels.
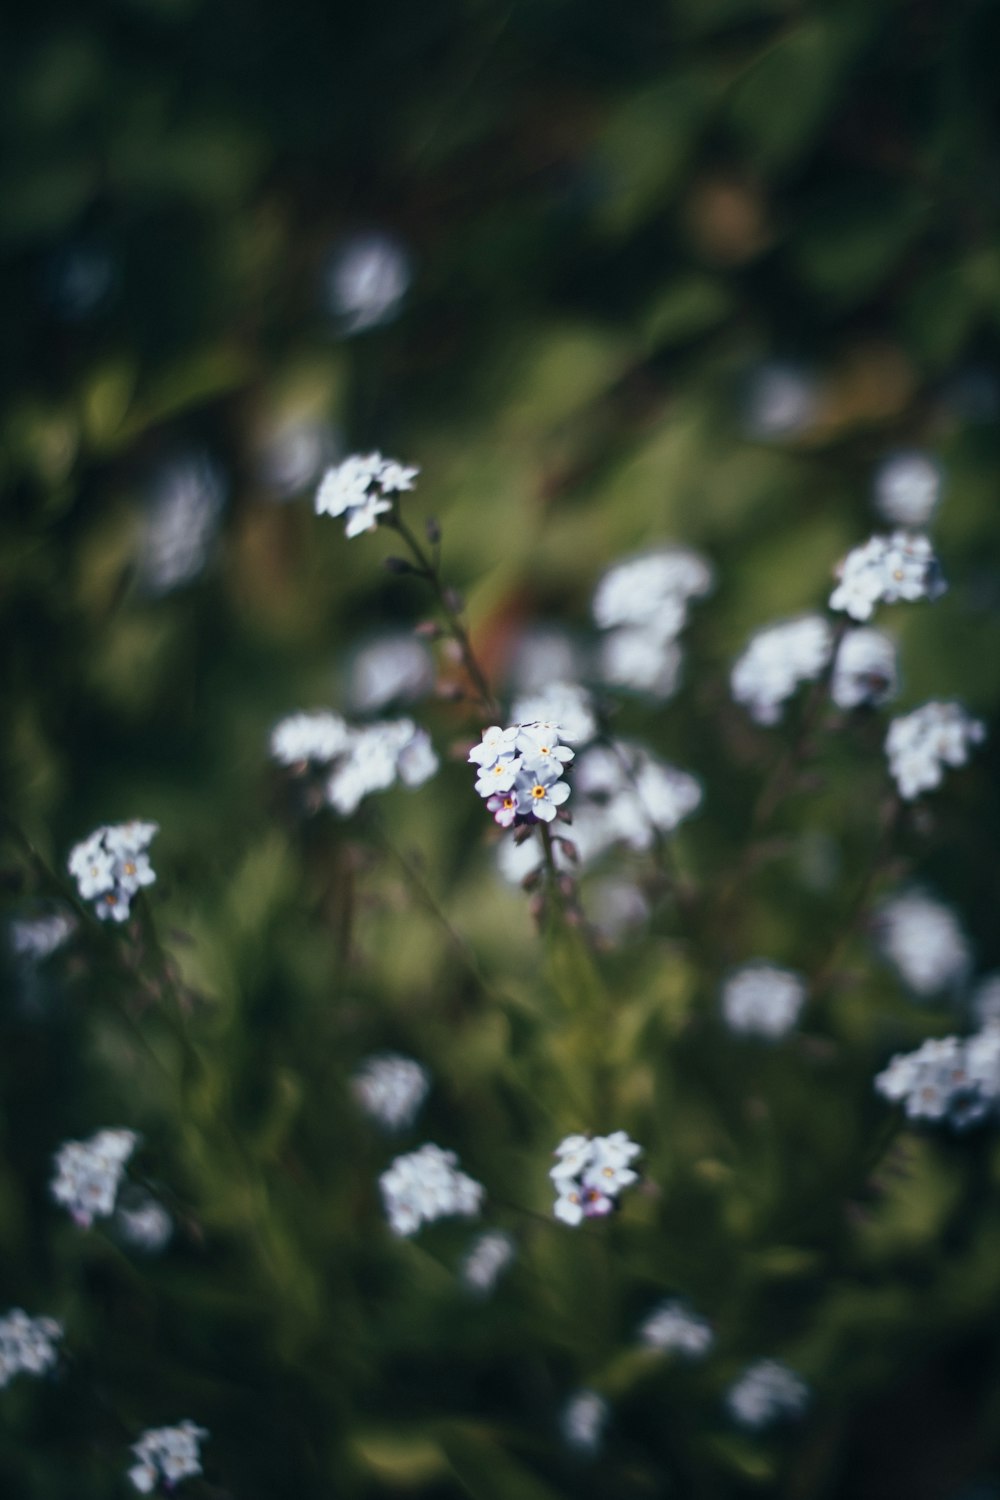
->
469, 722, 574, 828
550, 1131, 641, 1225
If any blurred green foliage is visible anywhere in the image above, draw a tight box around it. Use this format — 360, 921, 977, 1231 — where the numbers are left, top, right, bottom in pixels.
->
3, 0, 1000, 1496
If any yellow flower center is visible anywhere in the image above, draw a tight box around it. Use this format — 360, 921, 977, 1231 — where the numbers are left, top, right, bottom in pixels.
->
531, 784, 546, 799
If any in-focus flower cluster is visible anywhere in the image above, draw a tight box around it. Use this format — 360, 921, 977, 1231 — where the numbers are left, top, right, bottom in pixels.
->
874, 891, 971, 998
50, 1128, 138, 1229
469, 722, 573, 828
0, 1309, 62, 1389
550, 1131, 641, 1225
379, 1144, 484, 1237
638, 1300, 714, 1359
352, 1053, 430, 1132
830, 532, 945, 622
592, 547, 713, 698
460, 1229, 516, 1297
315, 450, 418, 537
726, 1359, 809, 1430
270, 710, 437, 815
127, 1421, 208, 1494
68, 822, 158, 923
885, 700, 985, 799
875, 1028, 1000, 1130
722, 962, 806, 1039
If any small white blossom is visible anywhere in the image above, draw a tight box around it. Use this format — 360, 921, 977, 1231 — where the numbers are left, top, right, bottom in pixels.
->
508, 628, 585, 695
315, 451, 419, 538
68, 823, 158, 923
348, 635, 434, 713
599, 627, 683, 700
324, 232, 410, 334
255, 413, 339, 499
743, 361, 818, 439
128, 1421, 208, 1494
380, 1144, 484, 1237
885, 701, 985, 799
570, 742, 702, 863
722, 963, 806, 1039
560, 1390, 608, 1455
731, 615, 832, 725
726, 1360, 808, 1430
874, 891, 971, 998
830, 532, 945, 622
830, 628, 898, 710
270, 711, 352, 768
326, 718, 438, 814
550, 1131, 641, 1226
51, 1128, 138, 1228
874, 451, 942, 528
460, 1230, 516, 1296
352, 1054, 430, 1131
0, 1309, 63, 1388
638, 1300, 714, 1359
876, 1029, 1000, 1130
592, 548, 714, 631
137, 453, 225, 596
510, 682, 597, 746
114, 1191, 173, 1254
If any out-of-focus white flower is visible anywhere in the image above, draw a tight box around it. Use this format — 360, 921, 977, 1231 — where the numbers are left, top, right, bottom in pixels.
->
0, 1309, 63, 1388
315, 451, 418, 538
127, 1421, 208, 1494
256, 414, 339, 500
326, 718, 437, 814
593, 549, 714, 632
352, 1054, 430, 1131
830, 628, 898, 710
324, 232, 410, 334
510, 682, 597, 746
560, 1390, 608, 1455
137, 453, 225, 596
726, 1360, 808, 1429
586, 878, 650, 942
885, 701, 985, 799
971, 974, 1000, 1030
876, 1029, 1000, 1130
722, 963, 806, 1039
731, 615, 832, 725
743, 361, 818, 440
508, 628, 585, 695
830, 532, 945, 622
270, 711, 352, 768
67, 823, 158, 924
599, 628, 683, 699
348, 635, 434, 713
460, 1230, 516, 1296
379, 1144, 484, 1237
638, 1300, 714, 1359
569, 742, 702, 864
550, 1132, 641, 1226
114, 1191, 173, 1254
8, 909, 76, 962
874, 451, 943, 529
50, 1128, 138, 1229
874, 891, 971, 998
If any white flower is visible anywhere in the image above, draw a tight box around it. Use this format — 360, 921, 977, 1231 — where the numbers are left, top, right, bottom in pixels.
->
325, 718, 438, 815
592, 549, 714, 631
115, 1192, 173, 1254
510, 681, 597, 746
638, 1300, 714, 1359
726, 1360, 808, 1430
68, 823, 158, 923
460, 1230, 516, 1296
830, 532, 945, 621
270, 711, 352, 768
876, 1030, 1000, 1130
598, 627, 683, 699
874, 891, 971, 998
468, 725, 521, 768
128, 1422, 208, 1493
508, 629, 585, 695
885, 701, 985, 799
315, 451, 418, 538
550, 1131, 641, 1225
582, 1131, 641, 1195
50, 1128, 138, 1228
0, 1309, 63, 1388
348, 635, 434, 713
560, 1390, 608, 1455
874, 451, 942, 528
255, 413, 339, 500
324, 232, 410, 334
8, 909, 76, 962
569, 742, 702, 863
136, 453, 225, 596
352, 1054, 430, 1131
830, 628, 898, 710
743, 361, 818, 439
722, 963, 806, 1039
379, 1144, 484, 1237
731, 615, 832, 725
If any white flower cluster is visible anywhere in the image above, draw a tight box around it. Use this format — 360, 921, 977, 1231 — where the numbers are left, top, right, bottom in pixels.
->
873, 451, 942, 529
68, 821, 158, 924
315, 451, 418, 538
460, 1229, 516, 1296
875, 891, 971, 998
128, 1421, 208, 1494
722, 963, 806, 1039
50, 1128, 138, 1229
638, 1300, 714, 1359
550, 1131, 641, 1225
593, 547, 713, 699
0, 1309, 63, 1389
560, 1390, 608, 1455
885, 701, 985, 800
8, 909, 76, 962
875, 1028, 1000, 1131
469, 722, 573, 827
830, 532, 945, 622
271, 711, 438, 815
572, 743, 702, 858
510, 681, 597, 747
726, 1359, 809, 1430
379, 1144, 484, 1237
352, 1053, 430, 1131
731, 615, 832, 725
830, 627, 898, 710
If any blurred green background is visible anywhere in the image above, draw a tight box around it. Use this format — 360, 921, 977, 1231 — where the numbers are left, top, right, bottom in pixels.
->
4, 0, 1000, 1495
